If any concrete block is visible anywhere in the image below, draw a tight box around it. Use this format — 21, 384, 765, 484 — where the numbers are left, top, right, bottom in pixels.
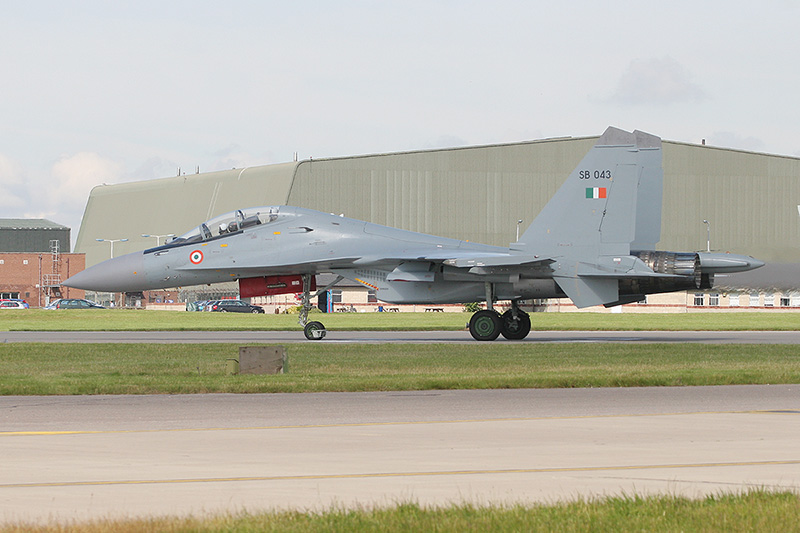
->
238, 346, 288, 374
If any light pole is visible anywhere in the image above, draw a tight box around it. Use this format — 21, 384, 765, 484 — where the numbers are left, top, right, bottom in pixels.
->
702, 220, 710, 252
94, 237, 128, 308
516, 219, 523, 242
96, 238, 128, 258
141, 233, 175, 246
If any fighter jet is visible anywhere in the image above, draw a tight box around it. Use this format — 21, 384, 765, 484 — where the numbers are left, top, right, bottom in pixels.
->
64, 127, 764, 340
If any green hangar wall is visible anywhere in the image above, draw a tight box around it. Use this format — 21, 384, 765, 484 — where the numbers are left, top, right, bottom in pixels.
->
75, 133, 800, 289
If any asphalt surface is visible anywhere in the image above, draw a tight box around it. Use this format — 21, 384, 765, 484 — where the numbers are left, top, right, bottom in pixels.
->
4, 329, 800, 343
2, 386, 800, 524
2, 330, 800, 524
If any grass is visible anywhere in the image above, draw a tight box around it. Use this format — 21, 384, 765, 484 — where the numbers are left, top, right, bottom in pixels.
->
3, 491, 799, 532
3, 315, 798, 530
2, 342, 799, 395
2, 309, 800, 332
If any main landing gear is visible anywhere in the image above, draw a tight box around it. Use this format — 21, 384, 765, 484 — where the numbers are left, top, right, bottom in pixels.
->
467, 284, 531, 341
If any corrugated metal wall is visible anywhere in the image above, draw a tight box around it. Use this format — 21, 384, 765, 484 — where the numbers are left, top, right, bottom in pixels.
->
76, 135, 800, 275
0, 228, 70, 253
287, 137, 597, 246
76, 163, 298, 266
287, 140, 800, 264
661, 143, 800, 263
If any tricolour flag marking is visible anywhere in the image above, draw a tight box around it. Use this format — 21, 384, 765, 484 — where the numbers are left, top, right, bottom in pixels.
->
585, 187, 607, 199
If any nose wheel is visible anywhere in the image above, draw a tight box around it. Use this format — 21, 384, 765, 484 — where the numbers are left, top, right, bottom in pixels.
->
303, 320, 327, 340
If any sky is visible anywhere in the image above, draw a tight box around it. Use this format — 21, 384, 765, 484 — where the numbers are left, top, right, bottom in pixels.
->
2, 1, 799, 245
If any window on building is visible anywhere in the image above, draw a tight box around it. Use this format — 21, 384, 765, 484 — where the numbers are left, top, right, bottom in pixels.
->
0, 292, 20, 299
367, 290, 378, 303
331, 290, 343, 304
791, 293, 800, 307
693, 293, 704, 306
764, 293, 775, 307
729, 293, 740, 307
708, 293, 719, 306
749, 294, 759, 307
780, 296, 791, 307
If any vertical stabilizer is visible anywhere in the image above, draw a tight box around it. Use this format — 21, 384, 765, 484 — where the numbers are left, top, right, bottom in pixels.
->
517, 127, 663, 307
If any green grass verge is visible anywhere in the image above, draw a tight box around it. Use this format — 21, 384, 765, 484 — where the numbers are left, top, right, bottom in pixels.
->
3, 309, 800, 331
4, 491, 798, 532
2, 342, 799, 395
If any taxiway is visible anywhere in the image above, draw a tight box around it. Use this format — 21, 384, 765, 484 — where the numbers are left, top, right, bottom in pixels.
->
2, 385, 799, 524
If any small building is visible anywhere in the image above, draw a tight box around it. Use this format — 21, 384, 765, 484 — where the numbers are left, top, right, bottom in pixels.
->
0, 252, 85, 307
0, 219, 84, 307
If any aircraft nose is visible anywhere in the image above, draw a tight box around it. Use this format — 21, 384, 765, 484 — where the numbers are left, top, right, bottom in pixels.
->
64, 251, 145, 292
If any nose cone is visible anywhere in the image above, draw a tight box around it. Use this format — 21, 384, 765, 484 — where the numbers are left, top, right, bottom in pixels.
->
64, 251, 145, 292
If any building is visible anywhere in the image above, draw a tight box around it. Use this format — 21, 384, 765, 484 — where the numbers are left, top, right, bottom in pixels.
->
0, 219, 85, 307
0, 251, 85, 307
0, 219, 71, 253
73, 132, 800, 311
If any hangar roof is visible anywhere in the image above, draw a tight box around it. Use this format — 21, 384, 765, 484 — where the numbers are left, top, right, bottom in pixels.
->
0, 219, 68, 230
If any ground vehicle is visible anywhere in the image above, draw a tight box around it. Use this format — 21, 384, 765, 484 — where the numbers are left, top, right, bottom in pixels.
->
207, 300, 264, 313
43, 298, 105, 310
0, 299, 28, 309
186, 300, 210, 311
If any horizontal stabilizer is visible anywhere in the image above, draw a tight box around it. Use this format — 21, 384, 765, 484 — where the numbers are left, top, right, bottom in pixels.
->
554, 276, 619, 308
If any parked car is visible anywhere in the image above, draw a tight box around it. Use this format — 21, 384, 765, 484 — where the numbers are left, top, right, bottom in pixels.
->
0, 299, 29, 309
44, 298, 105, 310
207, 300, 264, 313
186, 300, 210, 312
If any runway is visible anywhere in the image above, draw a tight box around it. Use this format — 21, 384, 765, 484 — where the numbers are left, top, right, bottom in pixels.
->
2, 385, 799, 524
4, 329, 800, 343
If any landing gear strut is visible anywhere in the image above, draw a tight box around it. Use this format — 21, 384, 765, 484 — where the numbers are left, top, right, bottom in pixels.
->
298, 274, 344, 340
467, 285, 530, 341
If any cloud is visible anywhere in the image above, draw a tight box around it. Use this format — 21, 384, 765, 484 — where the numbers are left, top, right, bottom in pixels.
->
706, 132, 766, 152
129, 157, 180, 181
208, 145, 265, 171
608, 57, 707, 106
49, 152, 123, 207
0, 154, 26, 211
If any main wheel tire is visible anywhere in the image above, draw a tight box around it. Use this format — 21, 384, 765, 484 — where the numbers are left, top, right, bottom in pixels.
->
469, 310, 502, 341
500, 310, 531, 340
303, 320, 327, 340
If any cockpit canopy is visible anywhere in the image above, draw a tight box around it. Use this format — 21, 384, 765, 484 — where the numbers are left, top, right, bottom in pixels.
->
166, 206, 280, 246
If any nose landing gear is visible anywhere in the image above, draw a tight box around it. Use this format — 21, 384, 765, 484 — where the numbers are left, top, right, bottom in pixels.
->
303, 320, 327, 340
298, 274, 344, 340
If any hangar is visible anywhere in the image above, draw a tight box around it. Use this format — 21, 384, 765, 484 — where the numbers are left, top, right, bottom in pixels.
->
74, 132, 800, 310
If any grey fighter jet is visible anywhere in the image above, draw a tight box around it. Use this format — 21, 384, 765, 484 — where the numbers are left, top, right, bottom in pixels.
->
64, 127, 764, 340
